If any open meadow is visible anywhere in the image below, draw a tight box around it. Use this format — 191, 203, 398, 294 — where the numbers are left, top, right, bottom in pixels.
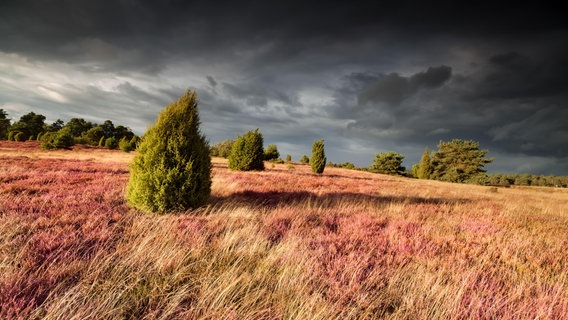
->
1, 141, 567, 319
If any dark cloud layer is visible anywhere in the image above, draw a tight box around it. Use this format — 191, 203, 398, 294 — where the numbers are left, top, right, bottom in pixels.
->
1, 1, 567, 174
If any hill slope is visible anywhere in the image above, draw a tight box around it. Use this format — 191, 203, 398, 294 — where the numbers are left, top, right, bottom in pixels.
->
1, 141, 567, 319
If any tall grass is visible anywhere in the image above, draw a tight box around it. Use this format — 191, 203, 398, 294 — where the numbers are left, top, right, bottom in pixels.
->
1, 141, 567, 319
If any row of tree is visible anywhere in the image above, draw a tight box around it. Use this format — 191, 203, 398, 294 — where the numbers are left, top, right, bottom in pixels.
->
0, 109, 138, 151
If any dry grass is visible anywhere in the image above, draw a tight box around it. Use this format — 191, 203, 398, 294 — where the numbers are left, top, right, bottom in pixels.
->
1, 141, 567, 319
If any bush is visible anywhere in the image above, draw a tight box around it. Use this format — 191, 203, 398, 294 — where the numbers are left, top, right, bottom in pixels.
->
228, 129, 265, 171
210, 139, 234, 158
41, 128, 75, 150
126, 89, 211, 213
300, 155, 310, 164
310, 139, 326, 174
285, 154, 292, 162
119, 137, 135, 152
98, 136, 105, 147
104, 137, 118, 149
264, 144, 280, 161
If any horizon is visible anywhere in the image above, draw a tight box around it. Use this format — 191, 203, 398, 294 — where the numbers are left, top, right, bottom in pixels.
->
1, 1, 567, 175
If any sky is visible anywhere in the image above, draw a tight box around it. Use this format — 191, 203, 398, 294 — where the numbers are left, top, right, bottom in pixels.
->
1, 1, 567, 175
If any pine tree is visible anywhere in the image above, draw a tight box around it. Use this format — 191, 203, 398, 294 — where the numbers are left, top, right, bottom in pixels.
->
430, 139, 493, 183
369, 151, 406, 175
417, 147, 432, 179
126, 89, 211, 213
310, 139, 326, 174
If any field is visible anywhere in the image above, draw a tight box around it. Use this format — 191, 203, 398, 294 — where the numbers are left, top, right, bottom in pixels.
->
1, 141, 567, 319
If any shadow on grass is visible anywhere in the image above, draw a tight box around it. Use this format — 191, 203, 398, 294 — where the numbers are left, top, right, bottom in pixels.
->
210, 190, 470, 208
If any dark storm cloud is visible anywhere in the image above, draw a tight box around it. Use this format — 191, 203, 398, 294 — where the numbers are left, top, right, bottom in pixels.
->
1, 0, 567, 174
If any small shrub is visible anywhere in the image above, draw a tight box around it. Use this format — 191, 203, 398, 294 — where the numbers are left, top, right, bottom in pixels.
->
300, 155, 309, 164
285, 154, 292, 162
98, 136, 105, 147
41, 128, 75, 150
228, 129, 265, 171
104, 137, 118, 149
119, 137, 135, 152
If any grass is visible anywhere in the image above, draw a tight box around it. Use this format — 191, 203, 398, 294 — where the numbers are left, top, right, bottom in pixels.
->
1, 140, 567, 319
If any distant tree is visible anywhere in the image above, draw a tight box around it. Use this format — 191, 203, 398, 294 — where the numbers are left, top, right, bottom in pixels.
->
300, 155, 310, 164
264, 144, 280, 161
126, 89, 211, 213
14, 132, 25, 142
63, 118, 93, 137
430, 139, 493, 183
417, 147, 432, 179
119, 137, 134, 152
83, 126, 105, 145
369, 151, 406, 176
47, 119, 65, 132
228, 129, 265, 171
9, 112, 46, 140
101, 120, 115, 138
310, 139, 326, 174
285, 154, 292, 162
0, 109, 9, 139
113, 125, 134, 140
210, 139, 234, 158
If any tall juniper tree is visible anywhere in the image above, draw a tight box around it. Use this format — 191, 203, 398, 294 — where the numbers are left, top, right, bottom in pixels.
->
126, 89, 211, 213
311, 139, 326, 174
417, 147, 432, 179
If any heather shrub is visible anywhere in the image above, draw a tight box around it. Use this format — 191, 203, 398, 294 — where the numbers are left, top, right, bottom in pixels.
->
228, 129, 265, 171
310, 139, 326, 174
126, 89, 211, 213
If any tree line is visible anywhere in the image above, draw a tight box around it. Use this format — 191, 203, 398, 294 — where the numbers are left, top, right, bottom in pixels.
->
0, 109, 139, 151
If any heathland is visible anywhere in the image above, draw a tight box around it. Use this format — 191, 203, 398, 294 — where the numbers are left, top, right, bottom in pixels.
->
1, 141, 567, 319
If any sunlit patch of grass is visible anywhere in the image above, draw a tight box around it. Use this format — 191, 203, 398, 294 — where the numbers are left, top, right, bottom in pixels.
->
1, 141, 567, 319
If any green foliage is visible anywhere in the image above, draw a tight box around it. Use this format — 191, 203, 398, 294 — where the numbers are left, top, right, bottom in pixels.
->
119, 137, 136, 152
62, 118, 94, 137
228, 129, 265, 171
41, 128, 75, 150
411, 164, 419, 178
104, 137, 118, 149
310, 139, 326, 174
9, 112, 46, 140
369, 151, 406, 176
417, 147, 432, 179
14, 132, 25, 142
264, 144, 280, 161
0, 109, 10, 140
126, 89, 211, 213
300, 155, 310, 164
285, 154, 292, 162
83, 126, 105, 145
98, 136, 105, 147
210, 139, 234, 158
431, 139, 493, 183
